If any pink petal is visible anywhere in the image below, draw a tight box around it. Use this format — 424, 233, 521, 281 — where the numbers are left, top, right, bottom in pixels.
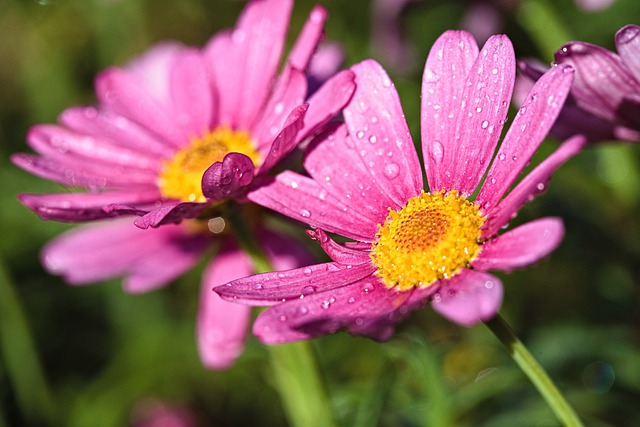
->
12, 153, 157, 189
303, 124, 399, 222
306, 229, 372, 265
483, 135, 585, 237
251, 67, 307, 150
42, 220, 208, 292
59, 107, 173, 158
27, 125, 161, 171
287, 5, 328, 71
307, 42, 346, 93
473, 218, 564, 272
252, 276, 413, 344
257, 104, 307, 174
95, 68, 188, 148
297, 69, 356, 141
17, 190, 161, 222
432, 270, 503, 326
475, 64, 575, 212
616, 25, 640, 81
425, 34, 515, 196
344, 59, 423, 205
206, 0, 293, 129
202, 152, 255, 200
197, 242, 252, 370
133, 202, 209, 229
247, 171, 380, 242
169, 48, 215, 136
215, 261, 376, 306
554, 42, 640, 123
421, 30, 479, 192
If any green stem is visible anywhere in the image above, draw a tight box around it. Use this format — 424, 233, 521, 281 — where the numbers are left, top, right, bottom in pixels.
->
228, 211, 338, 427
484, 314, 583, 427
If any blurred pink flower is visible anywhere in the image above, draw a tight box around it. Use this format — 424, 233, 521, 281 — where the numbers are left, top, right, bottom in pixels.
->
131, 399, 197, 427
519, 24, 640, 143
216, 30, 585, 344
13, 0, 354, 369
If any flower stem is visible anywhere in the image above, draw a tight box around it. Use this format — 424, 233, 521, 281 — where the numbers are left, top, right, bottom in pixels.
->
484, 313, 583, 427
228, 211, 338, 427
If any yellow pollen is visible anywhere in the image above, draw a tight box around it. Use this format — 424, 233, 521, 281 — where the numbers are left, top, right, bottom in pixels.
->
158, 126, 260, 202
370, 190, 485, 290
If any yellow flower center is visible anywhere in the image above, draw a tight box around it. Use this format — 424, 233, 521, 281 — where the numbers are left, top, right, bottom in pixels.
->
158, 126, 260, 202
370, 190, 485, 290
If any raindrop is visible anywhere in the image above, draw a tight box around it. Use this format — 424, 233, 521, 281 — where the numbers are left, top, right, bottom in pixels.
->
301, 285, 317, 294
431, 141, 444, 163
537, 182, 545, 191
274, 102, 284, 114
300, 209, 311, 218
303, 268, 313, 276
356, 130, 365, 139
355, 318, 364, 326
498, 153, 506, 161
279, 315, 287, 321
481, 120, 489, 129
519, 106, 527, 115
476, 107, 482, 113
298, 306, 309, 315
484, 280, 494, 289
277, 273, 285, 279
290, 181, 299, 189
490, 177, 496, 184
491, 68, 498, 75
348, 297, 356, 304
369, 135, 378, 144
362, 283, 373, 293
384, 163, 400, 179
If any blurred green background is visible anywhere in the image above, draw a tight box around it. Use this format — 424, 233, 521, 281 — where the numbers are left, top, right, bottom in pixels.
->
1, 0, 639, 426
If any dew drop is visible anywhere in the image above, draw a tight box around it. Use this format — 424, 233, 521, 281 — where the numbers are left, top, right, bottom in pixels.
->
431, 141, 444, 163
299, 306, 309, 315
481, 120, 489, 129
484, 280, 494, 289
300, 209, 311, 218
279, 315, 287, 321
383, 163, 400, 179
356, 130, 365, 139
277, 273, 285, 279
348, 297, 356, 304
369, 135, 378, 144
498, 153, 506, 161
303, 268, 312, 276
537, 182, 545, 191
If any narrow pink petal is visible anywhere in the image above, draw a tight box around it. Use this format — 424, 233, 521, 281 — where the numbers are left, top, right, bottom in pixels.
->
421, 30, 479, 192
215, 262, 376, 306
198, 242, 252, 370
59, 107, 174, 158
306, 229, 372, 265
297, 69, 356, 141
17, 190, 161, 222
95, 68, 187, 148
42, 221, 208, 292
616, 25, 640, 81
432, 270, 503, 326
482, 135, 585, 237
303, 124, 399, 222
247, 171, 380, 242
206, 0, 293, 129
473, 218, 564, 272
257, 105, 307, 174
202, 152, 255, 200
133, 202, 208, 229
169, 49, 214, 136
12, 153, 157, 189
554, 42, 640, 122
287, 5, 327, 71
476, 64, 575, 212
252, 276, 416, 344
27, 125, 161, 171
344, 59, 423, 205
434, 35, 515, 196
251, 67, 307, 149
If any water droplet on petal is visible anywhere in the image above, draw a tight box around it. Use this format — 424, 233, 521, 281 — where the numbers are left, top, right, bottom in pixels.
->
369, 135, 377, 144
383, 163, 400, 179
303, 268, 313, 276
431, 141, 444, 163
481, 120, 489, 129
300, 209, 311, 218
498, 153, 506, 161
356, 130, 365, 139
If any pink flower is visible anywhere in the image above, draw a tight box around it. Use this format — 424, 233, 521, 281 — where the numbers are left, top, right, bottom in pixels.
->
13, 0, 354, 369
518, 24, 640, 143
215, 30, 586, 344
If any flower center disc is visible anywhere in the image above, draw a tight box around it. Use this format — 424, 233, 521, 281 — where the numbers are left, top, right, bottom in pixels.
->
370, 190, 485, 290
158, 126, 260, 202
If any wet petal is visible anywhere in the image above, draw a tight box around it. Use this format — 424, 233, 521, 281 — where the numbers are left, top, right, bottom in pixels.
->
133, 201, 208, 229
202, 152, 255, 200
476, 64, 574, 212
258, 105, 307, 174
616, 25, 640, 81
432, 269, 503, 326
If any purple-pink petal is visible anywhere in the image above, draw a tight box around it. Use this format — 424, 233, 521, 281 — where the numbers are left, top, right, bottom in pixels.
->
198, 241, 252, 370
616, 25, 640, 81
257, 104, 307, 174
344, 59, 423, 205
432, 270, 503, 326
472, 217, 564, 272
286, 5, 328, 71
421, 30, 479, 192
215, 262, 376, 306
247, 171, 380, 242
42, 220, 208, 293
202, 152, 256, 200
425, 33, 515, 197
476, 63, 575, 213
483, 135, 585, 237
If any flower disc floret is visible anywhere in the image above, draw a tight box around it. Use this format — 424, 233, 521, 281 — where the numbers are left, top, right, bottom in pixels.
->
159, 126, 260, 202
371, 190, 485, 290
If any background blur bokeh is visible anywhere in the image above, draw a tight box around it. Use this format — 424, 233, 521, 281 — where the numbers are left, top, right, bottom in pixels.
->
1, 0, 639, 426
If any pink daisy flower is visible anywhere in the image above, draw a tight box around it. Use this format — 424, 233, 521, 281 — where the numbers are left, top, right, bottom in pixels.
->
13, 0, 354, 368
215, 30, 586, 344
518, 24, 640, 143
